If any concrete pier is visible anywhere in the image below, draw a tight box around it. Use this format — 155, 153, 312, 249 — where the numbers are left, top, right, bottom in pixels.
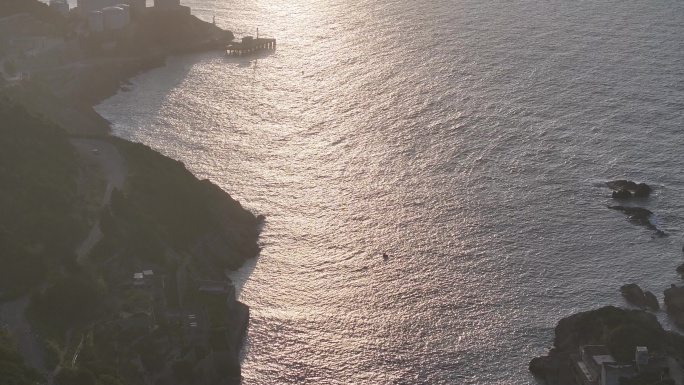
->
226, 37, 276, 55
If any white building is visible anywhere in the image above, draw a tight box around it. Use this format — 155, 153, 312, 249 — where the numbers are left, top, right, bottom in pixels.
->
570, 345, 682, 385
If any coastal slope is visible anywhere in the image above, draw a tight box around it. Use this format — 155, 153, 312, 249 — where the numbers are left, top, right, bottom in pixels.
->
0, 4, 262, 384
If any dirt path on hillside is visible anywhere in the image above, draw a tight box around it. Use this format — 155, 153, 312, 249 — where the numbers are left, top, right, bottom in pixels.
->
0, 297, 48, 376
71, 138, 126, 204
0, 139, 128, 383
70, 138, 127, 262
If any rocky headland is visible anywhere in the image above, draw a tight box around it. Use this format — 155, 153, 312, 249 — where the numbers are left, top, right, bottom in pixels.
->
0, 3, 260, 384
529, 306, 684, 384
530, 181, 684, 384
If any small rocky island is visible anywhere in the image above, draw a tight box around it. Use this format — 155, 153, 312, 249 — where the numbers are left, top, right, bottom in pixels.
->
0, 1, 261, 384
606, 180, 665, 236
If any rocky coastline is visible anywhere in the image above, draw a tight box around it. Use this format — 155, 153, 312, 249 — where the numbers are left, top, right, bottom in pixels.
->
529, 306, 684, 384
529, 181, 684, 384
0, 3, 260, 384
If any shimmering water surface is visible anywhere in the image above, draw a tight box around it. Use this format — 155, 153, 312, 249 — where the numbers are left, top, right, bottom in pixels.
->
96, 0, 684, 383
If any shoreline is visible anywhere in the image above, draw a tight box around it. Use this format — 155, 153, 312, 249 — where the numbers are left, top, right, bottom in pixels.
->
530, 182, 684, 384
1, 7, 261, 384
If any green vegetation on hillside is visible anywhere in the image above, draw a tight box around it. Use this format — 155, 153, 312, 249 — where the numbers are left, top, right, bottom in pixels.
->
556, 306, 676, 362
0, 329, 44, 385
0, 83, 112, 136
97, 137, 260, 268
0, 0, 66, 33
0, 99, 87, 296
28, 275, 107, 336
133, 11, 234, 51
52, 325, 133, 385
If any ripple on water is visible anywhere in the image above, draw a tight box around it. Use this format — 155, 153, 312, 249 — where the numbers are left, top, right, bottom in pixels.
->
96, 0, 684, 382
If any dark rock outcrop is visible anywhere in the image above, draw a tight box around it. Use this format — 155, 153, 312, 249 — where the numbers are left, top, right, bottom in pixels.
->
677, 263, 684, 276
612, 189, 632, 199
619, 284, 660, 311
608, 205, 664, 235
607, 180, 640, 191
644, 291, 660, 311
607, 180, 652, 199
633, 183, 652, 198
609, 205, 652, 221
529, 355, 564, 381
664, 284, 684, 329
621, 283, 647, 308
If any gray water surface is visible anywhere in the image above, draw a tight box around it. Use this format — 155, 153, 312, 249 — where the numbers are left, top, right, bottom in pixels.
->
97, 0, 684, 382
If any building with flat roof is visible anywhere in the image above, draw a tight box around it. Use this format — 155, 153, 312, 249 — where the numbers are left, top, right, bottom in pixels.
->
571, 345, 682, 385
133, 272, 144, 286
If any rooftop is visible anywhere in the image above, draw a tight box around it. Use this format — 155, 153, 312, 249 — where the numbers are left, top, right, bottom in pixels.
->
593, 354, 616, 366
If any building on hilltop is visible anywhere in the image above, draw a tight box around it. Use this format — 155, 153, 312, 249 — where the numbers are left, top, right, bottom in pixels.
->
570, 345, 683, 385
77, 0, 135, 31
182, 305, 211, 348
133, 269, 157, 288
142, 269, 154, 285
133, 272, 144, 287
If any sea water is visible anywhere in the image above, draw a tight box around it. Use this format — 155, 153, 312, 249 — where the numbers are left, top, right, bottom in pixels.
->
96, 0, 684, 382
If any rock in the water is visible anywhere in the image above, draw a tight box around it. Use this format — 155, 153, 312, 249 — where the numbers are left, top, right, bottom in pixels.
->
664, 284, 684, 329
644, 291, 660, 311
621, 283, 647, 308
677, 263, 684, 275
607, 180, 639, 191
529, 356, 558, 377
606, 180, 652, 198
612, 189, 632, 199
633, 183, 652, 198
644, 291, 659, 311
608, 205, 663, 234
609, 205, 652, 219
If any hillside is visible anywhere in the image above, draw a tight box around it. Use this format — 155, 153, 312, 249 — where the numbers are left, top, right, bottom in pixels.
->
0, 98, 88, 297
0, 96, 260, 384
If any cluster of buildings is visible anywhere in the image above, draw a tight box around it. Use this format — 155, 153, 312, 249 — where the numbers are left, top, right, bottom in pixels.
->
132, 269, 154, 287
127, 264, 244, 346
0, 13, 66, 84
48, 0, 188, 33
571, 345, 683, 385
120, 264, 246, 383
